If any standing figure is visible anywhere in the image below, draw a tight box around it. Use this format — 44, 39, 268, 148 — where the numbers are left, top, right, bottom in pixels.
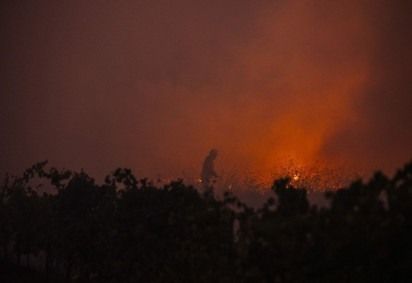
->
201, 149, 218, 195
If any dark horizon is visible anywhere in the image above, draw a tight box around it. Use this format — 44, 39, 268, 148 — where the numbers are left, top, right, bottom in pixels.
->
1, 158, 412, 282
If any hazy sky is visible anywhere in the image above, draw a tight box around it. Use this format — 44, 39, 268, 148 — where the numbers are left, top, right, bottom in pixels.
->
1, 1, 411, 181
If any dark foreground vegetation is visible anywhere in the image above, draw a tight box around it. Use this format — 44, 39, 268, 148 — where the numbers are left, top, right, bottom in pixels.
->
1, 160, 412, 282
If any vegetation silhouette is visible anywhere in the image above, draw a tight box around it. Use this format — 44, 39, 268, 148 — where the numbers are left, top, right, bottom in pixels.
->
1, 159, 412, 282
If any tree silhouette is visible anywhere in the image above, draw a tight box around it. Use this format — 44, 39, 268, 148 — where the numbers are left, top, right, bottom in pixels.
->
1, 159, 412, 282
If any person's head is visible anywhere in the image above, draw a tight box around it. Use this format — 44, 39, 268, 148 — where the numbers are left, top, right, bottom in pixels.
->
209, 148, 218, 159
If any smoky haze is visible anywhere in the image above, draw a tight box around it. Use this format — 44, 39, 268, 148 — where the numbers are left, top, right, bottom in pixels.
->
1, 1, 411, 182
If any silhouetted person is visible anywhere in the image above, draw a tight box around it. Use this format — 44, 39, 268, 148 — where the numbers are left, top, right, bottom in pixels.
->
201, 149, 218, 195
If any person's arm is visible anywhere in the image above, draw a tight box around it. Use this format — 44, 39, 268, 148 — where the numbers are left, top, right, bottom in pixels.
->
212, 169, 218, 178
203, 157, 218, 178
